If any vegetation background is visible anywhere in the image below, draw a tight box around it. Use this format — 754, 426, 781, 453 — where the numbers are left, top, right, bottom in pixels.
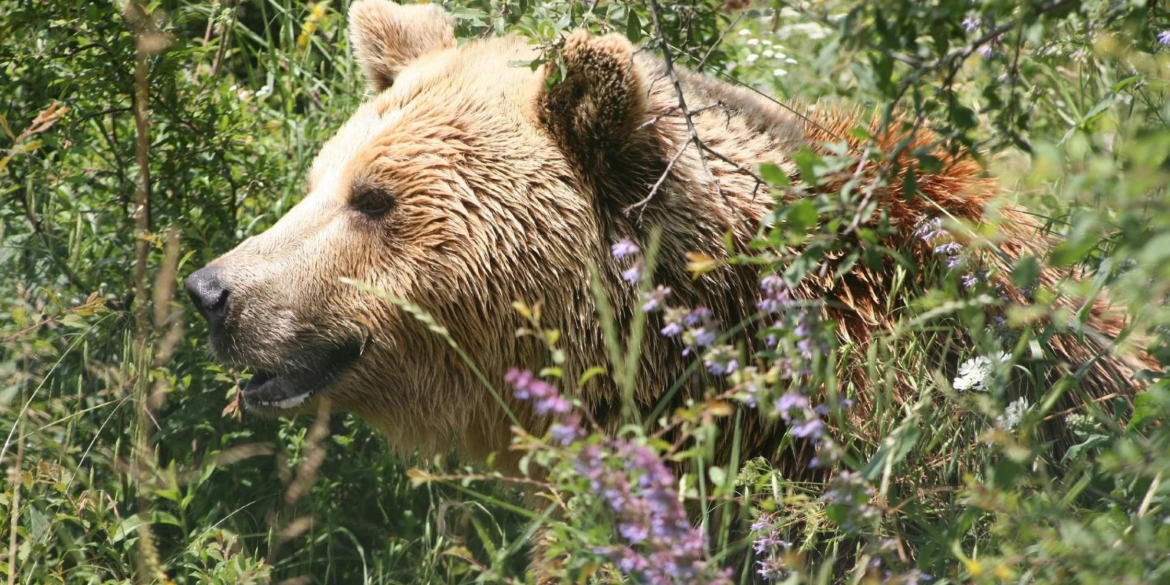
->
1, 0, 1168, 584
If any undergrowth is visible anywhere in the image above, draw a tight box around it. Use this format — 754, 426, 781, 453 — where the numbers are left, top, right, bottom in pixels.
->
2, 1, 1169, 584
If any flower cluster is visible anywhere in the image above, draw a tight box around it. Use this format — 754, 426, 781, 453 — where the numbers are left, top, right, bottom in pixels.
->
732, 25, 802, 77
504, 368, 571, 415
996, 397, 1031, 431
612, 237, 644, 284
573, 440, 731, 585
661, 305, 729, 374
915, 217, 964, 271
610, 239, 747, 380
758, 274, 793, 313
608, 236, 861, 532
750, 512, 792, 581
915, 216, 996, 291
952, 351, 1010, 392
1065, 412, 1099, 435
643, 285, 672, 312
822, 471, 879, 534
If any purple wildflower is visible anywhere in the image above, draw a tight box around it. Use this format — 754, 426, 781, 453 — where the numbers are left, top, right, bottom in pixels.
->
611, 237, 640, 259
758, 273, 793, 313
962, 16, 981, 32
774, 391, 809, 420
961, 269, 987, 289
822, 471, 878, 533
577, 440, 728, 584
757, 556, 790, 581
619, 522, 649, 543
752, 512, 792, 581
977, 37, 1000, 57
914, 217, 944, 242
642, 285, 672, 312
790, 418, 824, 439
684, 307, 713, 327
933, 242, 962, 256
660, 307, 687, 337
692, 326, 718, 347
504, 368, 572, 415
737, 367, 762, 407
765, 320, 784, 348
549, 414, 581, 445
1158, 30, 1170, 45
621, 261, 643, 285
703, 345, 739, 376
615, 548, 649, 573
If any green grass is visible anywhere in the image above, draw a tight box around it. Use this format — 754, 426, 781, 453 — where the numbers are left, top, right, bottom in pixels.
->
2, 1, 1169, 584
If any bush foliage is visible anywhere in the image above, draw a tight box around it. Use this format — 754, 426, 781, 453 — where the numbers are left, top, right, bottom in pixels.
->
2, 1, 1169, 584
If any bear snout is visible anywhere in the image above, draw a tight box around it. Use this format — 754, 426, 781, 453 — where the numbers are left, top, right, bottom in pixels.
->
185, 265, 230, 330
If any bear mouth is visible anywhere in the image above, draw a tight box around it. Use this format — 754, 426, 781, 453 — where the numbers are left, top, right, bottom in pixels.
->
241, 342, 362, 412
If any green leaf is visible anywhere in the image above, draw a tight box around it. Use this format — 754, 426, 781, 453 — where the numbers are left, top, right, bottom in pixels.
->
1051, 234, 1100, 267
577, 365, 608, 386
861, 420, 921, 481
708, 466, 727, 487
1128, 391, 1160, 430
1011, 256, 1040, 289
1062, 434, 1109, 462
902, 162, 918, 200
758, 162, 791, 187
785, 199, 818, 233
625, 10, 641, 43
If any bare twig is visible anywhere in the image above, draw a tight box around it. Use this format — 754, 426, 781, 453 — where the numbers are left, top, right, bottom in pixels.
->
695, 11, 744, 71
637, 101, 725, 130
625, 139, 690, 218
631, 0, 755, 221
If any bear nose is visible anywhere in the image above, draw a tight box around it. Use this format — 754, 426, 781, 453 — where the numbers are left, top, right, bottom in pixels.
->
185, 266, 230, 327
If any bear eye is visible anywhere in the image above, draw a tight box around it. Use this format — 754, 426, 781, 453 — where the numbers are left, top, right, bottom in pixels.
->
350, 184, 395, 218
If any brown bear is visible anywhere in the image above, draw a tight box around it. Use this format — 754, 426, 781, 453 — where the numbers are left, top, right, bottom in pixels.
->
186, 0, 1148, 488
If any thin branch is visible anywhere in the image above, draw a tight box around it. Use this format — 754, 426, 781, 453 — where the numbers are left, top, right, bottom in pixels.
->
625, 139, 690, 218
633, 0, 752, 221
637, 101, 724, 130
695, 11, 743, 71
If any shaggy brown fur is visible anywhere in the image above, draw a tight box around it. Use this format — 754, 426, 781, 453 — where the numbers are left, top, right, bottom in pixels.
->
190, 0, 1151, 487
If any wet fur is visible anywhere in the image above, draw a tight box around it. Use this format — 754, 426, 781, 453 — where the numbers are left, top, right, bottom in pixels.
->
200, 0, 1151, 482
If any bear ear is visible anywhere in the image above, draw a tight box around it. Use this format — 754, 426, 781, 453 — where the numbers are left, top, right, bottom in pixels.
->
537, 31, 648, 171
348, 0, 456, 93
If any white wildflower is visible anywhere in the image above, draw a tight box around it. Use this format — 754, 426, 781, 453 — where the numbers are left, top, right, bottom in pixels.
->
762, 49, 775, 58
953, 352, 1008, 392
255, 84, 273, 99
738, 28, 751, 36
746, 53, 760, 63
997, 397, 1031, 431
725, 61, 738, 72
784, 57, 798, 64
747, 38, 760, 46
953, 357, 992, 391
806, 26, 831, 40
778, 22, 833, 41
1065, 413, 1098, 434
772, 68, 788, 77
